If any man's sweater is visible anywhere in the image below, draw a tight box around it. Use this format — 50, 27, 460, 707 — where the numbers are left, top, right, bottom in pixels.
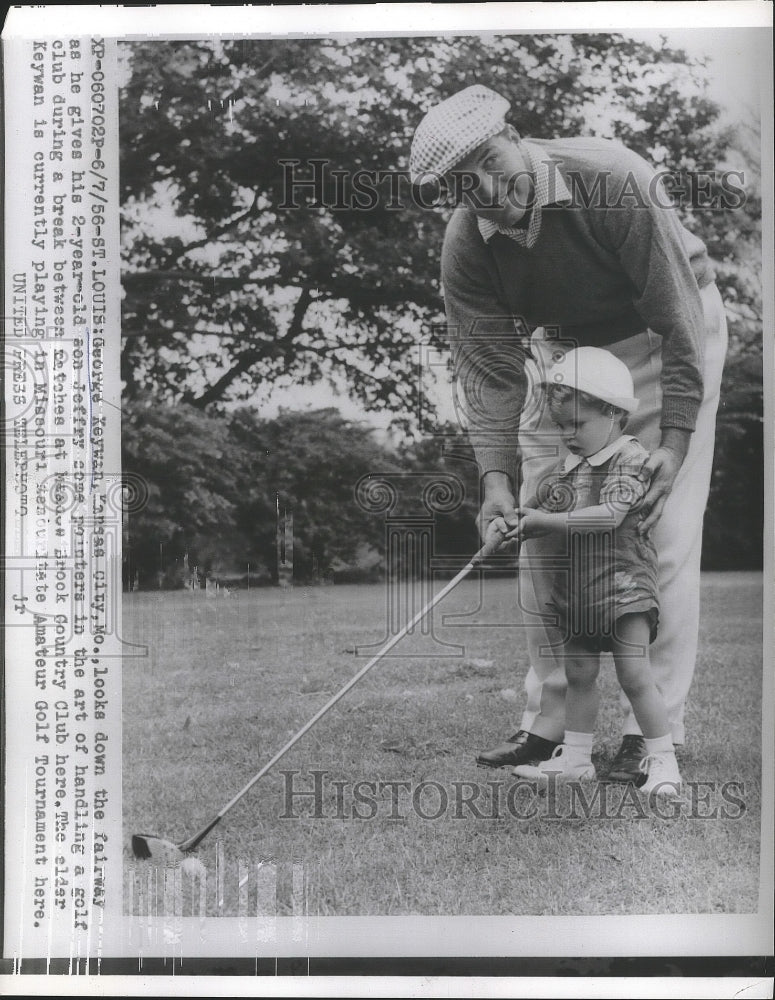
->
441, 136, 716, 481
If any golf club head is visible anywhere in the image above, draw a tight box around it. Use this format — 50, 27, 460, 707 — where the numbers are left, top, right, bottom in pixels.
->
131, 833, 187, 863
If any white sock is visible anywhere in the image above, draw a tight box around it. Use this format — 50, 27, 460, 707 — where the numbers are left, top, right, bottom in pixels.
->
644, 734, 674, 756
563, 731, 594, 763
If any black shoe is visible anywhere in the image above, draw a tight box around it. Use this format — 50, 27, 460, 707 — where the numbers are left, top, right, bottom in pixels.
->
606, 735, 647, 783
476, 730, 560, 769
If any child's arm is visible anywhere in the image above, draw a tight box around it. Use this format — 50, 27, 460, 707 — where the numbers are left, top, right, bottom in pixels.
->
516, 502, 627, 541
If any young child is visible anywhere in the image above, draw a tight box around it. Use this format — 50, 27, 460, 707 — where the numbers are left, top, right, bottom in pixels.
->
508, 346, 682, 797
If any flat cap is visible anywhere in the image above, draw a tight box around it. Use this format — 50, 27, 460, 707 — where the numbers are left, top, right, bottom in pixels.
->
409, 85, 510, 185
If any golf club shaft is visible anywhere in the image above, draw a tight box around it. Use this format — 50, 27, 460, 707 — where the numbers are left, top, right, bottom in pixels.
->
180, 539, 500, 850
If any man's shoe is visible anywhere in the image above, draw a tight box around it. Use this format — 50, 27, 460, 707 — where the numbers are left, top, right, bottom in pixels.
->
637, 752, 682, 797
516, 745, 597, 782
605, 735, 647, 783
476, 730, 559, 769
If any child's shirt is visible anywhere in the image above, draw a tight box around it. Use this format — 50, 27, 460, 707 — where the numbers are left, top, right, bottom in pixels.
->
537, 435, 650, 517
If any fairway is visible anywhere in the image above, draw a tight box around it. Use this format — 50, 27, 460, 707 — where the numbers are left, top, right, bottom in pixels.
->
123, 572, 763, 916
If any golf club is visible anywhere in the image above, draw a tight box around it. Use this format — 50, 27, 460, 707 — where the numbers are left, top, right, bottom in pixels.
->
132, 527, 509, 861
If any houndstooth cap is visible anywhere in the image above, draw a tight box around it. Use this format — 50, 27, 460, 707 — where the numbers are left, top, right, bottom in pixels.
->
409, 85, 511, 185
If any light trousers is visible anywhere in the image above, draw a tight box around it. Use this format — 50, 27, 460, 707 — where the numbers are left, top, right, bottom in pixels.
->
515, 283, 728, 744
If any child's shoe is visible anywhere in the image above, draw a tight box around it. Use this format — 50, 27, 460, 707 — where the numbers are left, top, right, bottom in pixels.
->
637, 751, 682, 797
515, 744, 596, 781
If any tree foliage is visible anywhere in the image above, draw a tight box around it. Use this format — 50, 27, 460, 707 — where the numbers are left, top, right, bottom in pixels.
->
122, 397, 242, 585
227, 406, 399, 580
122, 401, 401, 585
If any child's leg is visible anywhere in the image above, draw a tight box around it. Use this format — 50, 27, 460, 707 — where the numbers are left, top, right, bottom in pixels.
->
514, 639, 599, 780
612, 614, 682, 795
563, 638, 601, 735
611, 614, 670, 739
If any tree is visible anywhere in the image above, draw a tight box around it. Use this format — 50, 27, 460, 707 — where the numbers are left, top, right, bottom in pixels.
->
122, 401, 402, 585
397, 425, 481, 561
696, 112, 764, 568
119, 37, 449, 428
122, 396, 243, 586
119, 34, 748, 428
228, 406, 400, 580
703, 349, 763, 569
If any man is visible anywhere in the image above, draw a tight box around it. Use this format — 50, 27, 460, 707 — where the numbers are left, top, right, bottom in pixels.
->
409, 85, 728, 780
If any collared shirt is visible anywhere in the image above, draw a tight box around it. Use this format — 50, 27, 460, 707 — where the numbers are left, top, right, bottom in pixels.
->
476, 140, 572, 249
560, 435, 635, 475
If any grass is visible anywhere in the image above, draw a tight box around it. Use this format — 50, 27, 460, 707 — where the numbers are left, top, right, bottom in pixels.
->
123, 572, 763, 917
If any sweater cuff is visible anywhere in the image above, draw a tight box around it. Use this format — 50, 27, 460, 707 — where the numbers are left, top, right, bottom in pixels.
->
473, 445, 519, 487
660, 395, 700, 432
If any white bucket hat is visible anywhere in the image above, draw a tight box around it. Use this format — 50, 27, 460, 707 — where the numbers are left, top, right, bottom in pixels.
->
543, 346, 639, 413
409, 85, 511, 185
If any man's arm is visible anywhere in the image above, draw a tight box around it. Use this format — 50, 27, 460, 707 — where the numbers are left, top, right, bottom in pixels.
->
596, 148, 710, 526
441, 215, 528, 541
597, 147, 707, 432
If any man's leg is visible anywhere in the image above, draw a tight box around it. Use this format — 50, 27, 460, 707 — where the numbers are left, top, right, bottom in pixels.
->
515, 536, 572, 743
616, 283, 728, 744
515, 333, 582, 743
476, 335, 571, 764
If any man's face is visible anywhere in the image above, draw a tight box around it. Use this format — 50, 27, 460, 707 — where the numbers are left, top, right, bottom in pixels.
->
448, 128, 534, 226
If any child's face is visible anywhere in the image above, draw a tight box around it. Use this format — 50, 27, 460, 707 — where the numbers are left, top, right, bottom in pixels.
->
550, 397, 619, 457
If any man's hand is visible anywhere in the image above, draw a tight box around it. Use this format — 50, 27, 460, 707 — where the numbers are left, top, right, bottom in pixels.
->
637, 435, 688, 534
476, 471, 520, 550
